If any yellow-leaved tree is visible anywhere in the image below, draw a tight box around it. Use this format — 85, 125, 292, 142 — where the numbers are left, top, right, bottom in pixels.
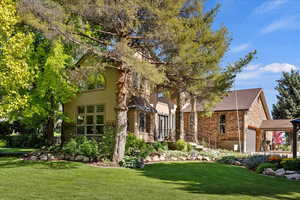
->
0, 0, 33, 117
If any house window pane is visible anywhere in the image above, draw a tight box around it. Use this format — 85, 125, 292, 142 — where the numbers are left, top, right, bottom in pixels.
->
219, 114, 226, 134
96, 115, 104, 124
96, 125, 104, 134
96, 105, 104, 113
78, 106, 85, 114
139, 112, 146, 132
77, 126, 85, 135
86, 116, 94, 124
87, 105, 95, 113
87, 126, 94, 134
77, 115, 85, 125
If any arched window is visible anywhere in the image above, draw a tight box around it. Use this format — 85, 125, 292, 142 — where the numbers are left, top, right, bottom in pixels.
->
83, 73, 106, 90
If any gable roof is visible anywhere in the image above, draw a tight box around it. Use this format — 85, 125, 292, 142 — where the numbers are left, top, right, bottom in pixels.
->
182, 88, 271, 119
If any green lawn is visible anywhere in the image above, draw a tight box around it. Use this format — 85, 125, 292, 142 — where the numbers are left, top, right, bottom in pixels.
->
0, 148, 36, 157
0, 158, 300, 200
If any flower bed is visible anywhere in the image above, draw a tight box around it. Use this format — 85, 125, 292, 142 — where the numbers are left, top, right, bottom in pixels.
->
218, 154, 300, 181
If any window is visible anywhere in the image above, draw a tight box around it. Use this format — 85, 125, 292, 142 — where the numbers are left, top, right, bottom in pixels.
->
219, 114, 226, 134
76, 105, 105, 135
139, 112, 146, 132
82, 73, 105, 91
189, 113, 194, 130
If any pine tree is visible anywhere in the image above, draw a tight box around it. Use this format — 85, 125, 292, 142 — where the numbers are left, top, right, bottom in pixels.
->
273, 70, 300, 119
19, 0, 254, 162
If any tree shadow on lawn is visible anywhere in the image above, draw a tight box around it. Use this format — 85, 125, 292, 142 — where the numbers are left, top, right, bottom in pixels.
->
138, 162, 300, 200
0, 158, 81, 170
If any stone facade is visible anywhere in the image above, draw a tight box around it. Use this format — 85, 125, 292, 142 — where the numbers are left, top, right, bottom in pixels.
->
184, 93, 269, 151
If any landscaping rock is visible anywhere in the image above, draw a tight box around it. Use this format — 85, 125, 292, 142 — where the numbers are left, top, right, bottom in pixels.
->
178, 156, 186, 161
263, 168, 275, 176
203, 156, 211, 162
152, 155, 160, 162
286, 170, 296, 175
75, 155, 88, 162
159, 155, 166, 161
144, 156, 152, 162
56, 153, 65, 160
275, 168, 285, 177
196, 156, 203, 160
30, 155, 38, 161
40, 155, 48, 161
233, 161, 242, 166
285, 174, 300, 180
171, 157, 178, 161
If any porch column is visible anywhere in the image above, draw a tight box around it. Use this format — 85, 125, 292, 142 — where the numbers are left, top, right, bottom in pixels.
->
293, 125, 297, 158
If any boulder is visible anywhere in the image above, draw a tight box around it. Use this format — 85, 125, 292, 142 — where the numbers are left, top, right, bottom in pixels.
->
197, 156, 203, 160
263, 168, 275, 176
275, 168, 285, 177
74, 155, 89, 162
152, 155, 160, 162
171, 157, 178, 161
40, 154, 48, 161
285, 174, 300, 180
233, 161, 242, 166
30, 155, 38, 161
286, 170, 297, 175
202, 156, 211, 162
159, 155, 166, 161
144, 156, 152, 162
179, 156, 186, 161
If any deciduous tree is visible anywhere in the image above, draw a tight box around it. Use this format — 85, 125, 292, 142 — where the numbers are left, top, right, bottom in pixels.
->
0, 0, 33, 117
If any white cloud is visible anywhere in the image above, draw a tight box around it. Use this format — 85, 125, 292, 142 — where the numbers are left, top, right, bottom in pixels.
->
260, 16, 298, 34
237, 71, 262, 80
254, 0, 288, 14
237, 63, 297, 80
260, 63, 297, 72
231, 43, 250, 53
245, 64, 261, 71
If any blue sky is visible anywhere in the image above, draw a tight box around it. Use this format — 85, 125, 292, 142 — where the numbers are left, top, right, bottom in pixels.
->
205, 0, 300, 111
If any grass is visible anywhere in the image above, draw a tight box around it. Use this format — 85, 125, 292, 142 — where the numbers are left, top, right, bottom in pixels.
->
0, 148, 37, 157
0, 158, 300, 200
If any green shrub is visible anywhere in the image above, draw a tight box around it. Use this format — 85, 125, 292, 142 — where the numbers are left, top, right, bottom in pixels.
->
79, 138, 99, 158
151, 142, 168, 152
256, 162, 277, 173
5, 134, 44, 148
63, 136, 99, 159
119, 156, 144, 168
175, 139, 187, 151
186, 143, 192, 152
0, 139, 7, 148
98, 126, 115, 159
218, 156, 237, 165
63, 138, 78, 156
282, 159, 300, 171
167, 142, 177, 150
244, 155, 269, 170
125, 133, 154, 158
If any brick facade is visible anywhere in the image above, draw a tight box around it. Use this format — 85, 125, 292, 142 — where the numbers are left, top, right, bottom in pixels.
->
184, 93, 269, 151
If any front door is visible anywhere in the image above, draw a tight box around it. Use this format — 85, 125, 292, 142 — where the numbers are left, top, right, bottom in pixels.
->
245, 129, 256, 153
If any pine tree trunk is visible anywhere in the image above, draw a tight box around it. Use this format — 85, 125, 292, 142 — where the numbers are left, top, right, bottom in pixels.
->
175, 91, 184, 140
190, 96, 198, 143
113, 67, 129, 164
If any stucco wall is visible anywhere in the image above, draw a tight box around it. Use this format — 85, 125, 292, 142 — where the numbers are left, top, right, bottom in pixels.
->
64, 68, 118, 125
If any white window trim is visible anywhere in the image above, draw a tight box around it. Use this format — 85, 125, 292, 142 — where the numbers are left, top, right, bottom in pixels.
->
76, 104, 105, 136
